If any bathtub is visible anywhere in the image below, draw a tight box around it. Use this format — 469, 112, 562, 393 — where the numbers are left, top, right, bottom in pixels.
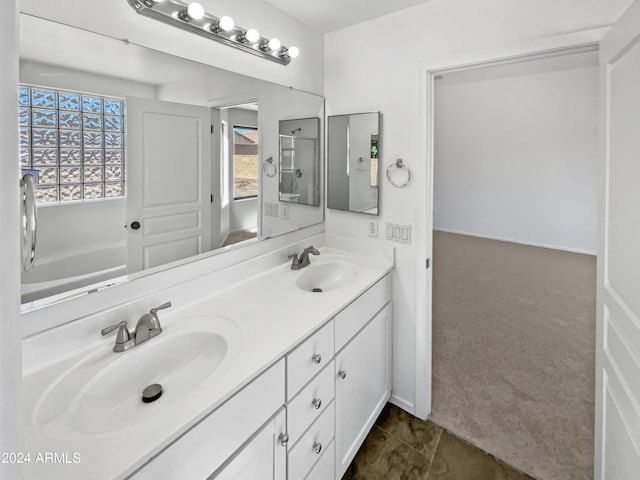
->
21, 245, 126, 304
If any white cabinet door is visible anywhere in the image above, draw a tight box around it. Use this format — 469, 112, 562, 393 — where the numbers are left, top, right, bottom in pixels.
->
335, 303, 392, 479
211, 409, 286, 480
595, 1, 640, 479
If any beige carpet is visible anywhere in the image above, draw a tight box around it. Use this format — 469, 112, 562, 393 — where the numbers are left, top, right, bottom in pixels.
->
222, 229, 257, 247
430, 231, 596, 480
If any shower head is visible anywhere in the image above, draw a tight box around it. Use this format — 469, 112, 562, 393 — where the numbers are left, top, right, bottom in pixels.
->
291, 127, 302, 135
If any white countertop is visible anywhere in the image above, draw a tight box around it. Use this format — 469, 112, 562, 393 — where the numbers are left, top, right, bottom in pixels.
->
21, 237, 393, 479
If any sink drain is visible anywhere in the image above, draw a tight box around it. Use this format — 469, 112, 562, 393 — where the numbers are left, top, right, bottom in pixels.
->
142, 384, 163, 403
312, 288, 323, 293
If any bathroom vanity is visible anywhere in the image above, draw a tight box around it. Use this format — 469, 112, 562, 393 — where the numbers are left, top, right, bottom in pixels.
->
22, 234, 393, 479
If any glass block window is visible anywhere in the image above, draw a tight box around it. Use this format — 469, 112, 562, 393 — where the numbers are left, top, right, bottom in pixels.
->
19, 86, 125, 204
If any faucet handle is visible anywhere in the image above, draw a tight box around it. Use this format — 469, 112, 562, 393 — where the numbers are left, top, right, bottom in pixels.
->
150, 302, 172, 315
101, 321, 128, 336
144, 302, 171, 336
101, 321, 132, 352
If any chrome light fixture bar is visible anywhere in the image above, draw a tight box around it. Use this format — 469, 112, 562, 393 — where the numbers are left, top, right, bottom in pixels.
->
127, 0, 299, 65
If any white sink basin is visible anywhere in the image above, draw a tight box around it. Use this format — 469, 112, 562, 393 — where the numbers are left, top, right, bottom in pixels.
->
296, 259, 359, 292
34, 316, 241, 441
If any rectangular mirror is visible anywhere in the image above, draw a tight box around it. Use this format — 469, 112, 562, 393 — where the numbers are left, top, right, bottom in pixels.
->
19, 13, 324, 308
278, 117, 320, 206
327, 112, 380, 215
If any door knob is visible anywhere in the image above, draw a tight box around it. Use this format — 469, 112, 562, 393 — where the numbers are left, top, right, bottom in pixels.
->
338, 370, 347, 380
130, 221, 141, 230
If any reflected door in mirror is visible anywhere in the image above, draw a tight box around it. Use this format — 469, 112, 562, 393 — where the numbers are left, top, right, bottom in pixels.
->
126, 98, 212, 274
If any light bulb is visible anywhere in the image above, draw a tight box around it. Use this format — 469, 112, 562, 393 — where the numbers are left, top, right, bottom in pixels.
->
245, 28, 260, 43
268, 38, 281, 51
219, 16, 234, 31
187, 2, 205, 20
287, 46, 299, 58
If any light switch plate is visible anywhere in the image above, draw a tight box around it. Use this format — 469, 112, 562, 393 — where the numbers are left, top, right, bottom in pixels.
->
281, 204, 289, 220
368, 220, 378, 238
264, 202, 278, 217
385, 222, 411, 244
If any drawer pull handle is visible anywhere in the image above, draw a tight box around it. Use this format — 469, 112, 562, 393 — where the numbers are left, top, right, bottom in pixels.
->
311, 353, 322, 365
312, 398, 322, 410
338, 369, 347, 380
279, 433, 289, 446
313, 442, 322, 455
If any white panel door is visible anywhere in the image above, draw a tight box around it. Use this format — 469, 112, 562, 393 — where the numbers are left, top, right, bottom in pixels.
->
126, 97, 211, 273
335, 303, 392, 479
596, 2, 640, 479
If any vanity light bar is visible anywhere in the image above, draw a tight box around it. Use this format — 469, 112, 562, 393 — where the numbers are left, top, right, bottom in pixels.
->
127, 0, 299, 65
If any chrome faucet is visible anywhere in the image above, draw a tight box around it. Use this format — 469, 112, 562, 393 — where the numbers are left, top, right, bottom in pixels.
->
101, 302, 172, 352
288, 246, 320, 270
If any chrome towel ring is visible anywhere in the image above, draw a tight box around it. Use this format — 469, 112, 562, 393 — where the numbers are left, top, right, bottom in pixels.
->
386, 158, 411, 188
20, 173, 37, 271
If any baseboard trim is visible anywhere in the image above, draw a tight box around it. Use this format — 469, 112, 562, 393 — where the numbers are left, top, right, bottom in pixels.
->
433, 228, 596, 256
389, 394, 415, 416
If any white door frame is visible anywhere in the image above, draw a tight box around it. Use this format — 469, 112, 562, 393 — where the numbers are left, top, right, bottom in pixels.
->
1, 1, 22, 473
414, 29, 606, 420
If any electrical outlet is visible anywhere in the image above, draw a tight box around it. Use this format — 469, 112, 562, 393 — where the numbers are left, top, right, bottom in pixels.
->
368, 220, 378, 238
281, 204, 289, 220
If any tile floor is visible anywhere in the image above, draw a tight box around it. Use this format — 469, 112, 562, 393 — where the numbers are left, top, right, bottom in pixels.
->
342, 404, 536, 480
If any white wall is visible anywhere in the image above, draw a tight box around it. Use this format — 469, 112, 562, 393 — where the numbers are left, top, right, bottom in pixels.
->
434, 61, 599, 254
324, 0, 632, 416
20, 0, 324, 94
0, 0, 21, 476
20, 60, 157, 98
31, 200, 127, 260
230, 199, 258, 231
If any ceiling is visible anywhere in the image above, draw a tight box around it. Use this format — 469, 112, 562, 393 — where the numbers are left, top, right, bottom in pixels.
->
263, 0, 431, 33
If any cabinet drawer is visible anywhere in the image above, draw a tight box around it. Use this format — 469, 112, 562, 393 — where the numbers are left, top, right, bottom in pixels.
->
287, 320, 334, 400
288, 400, 335, 480
304, 439, 334, 480
335, 275, 390, 351
288, 359, 335, 446
132, 359, 285, 480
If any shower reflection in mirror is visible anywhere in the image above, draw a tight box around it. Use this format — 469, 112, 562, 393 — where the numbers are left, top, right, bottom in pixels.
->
278, 117, 320, 207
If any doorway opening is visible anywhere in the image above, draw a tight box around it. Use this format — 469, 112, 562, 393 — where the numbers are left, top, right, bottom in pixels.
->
218, 102, 259, 247
429, 45, 599, 480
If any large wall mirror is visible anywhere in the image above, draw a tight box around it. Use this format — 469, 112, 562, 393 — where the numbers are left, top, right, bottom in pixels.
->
327, 112, 379, 215
19, 13, 324, 308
